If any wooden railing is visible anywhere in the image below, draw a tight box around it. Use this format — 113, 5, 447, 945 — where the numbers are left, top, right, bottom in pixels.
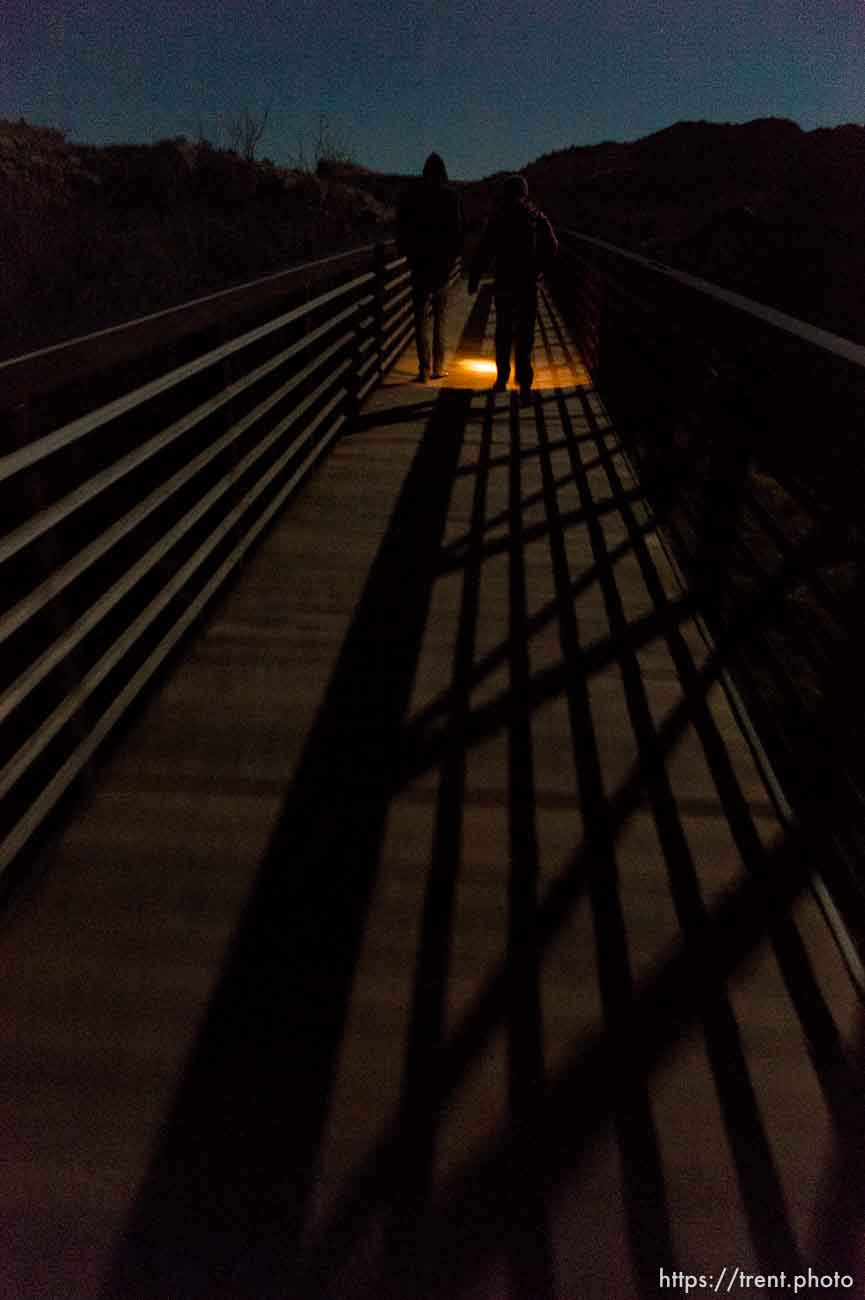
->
547, 228, 865, 948
0, 240, 433, 884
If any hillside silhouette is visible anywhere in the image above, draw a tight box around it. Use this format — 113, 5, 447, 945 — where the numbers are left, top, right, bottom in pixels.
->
0, 120, 393, 361
246, 117, 865, 346
3, 116, 865, 361
519, 117, 865, 343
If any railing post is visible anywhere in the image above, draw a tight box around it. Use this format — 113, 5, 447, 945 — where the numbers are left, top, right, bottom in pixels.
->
8, 398, 92, 754
691, 415, 750, 618
822, 528, 865, 794
372, 242, 387, 389
217, 316, 250, 558
344, 256, 369, 428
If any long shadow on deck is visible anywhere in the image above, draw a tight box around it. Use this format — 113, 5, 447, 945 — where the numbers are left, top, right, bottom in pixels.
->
103, 297, 864, 1300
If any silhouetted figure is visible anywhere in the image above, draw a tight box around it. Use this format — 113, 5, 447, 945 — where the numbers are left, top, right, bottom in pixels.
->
396, 153, 464, 381
468, 174, 558, 399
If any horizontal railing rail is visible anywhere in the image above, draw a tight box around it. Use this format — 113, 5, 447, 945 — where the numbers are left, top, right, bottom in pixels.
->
0, 239, 446, 884
547, 227, 865, 948
0, 244, 384, 407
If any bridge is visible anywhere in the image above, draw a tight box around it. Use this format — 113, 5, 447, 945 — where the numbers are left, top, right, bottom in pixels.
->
0, 234, 863, 1299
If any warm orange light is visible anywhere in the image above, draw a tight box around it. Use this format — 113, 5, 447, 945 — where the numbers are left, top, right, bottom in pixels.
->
458, 358, 498, 375
532, 362, 592, 387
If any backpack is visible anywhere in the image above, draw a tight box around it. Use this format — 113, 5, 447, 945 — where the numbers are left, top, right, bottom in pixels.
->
397, 185, 463, 268
494, 202, 543, 286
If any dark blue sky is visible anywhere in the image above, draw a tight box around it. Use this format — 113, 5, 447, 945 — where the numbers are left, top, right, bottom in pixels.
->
5, 0, 864, 179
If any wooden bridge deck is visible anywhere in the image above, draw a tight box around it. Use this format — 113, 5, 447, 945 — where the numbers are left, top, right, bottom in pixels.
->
1, 282, 862, 1300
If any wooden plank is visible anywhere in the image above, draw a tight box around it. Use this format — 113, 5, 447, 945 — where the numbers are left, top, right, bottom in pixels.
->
0, 282, 861, 1300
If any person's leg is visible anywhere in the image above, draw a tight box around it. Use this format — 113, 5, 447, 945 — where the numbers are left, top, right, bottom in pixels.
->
411, 274, 431, 377
431, 283, 449, 375
514, 284, 538, 391
494, 290, 515, 386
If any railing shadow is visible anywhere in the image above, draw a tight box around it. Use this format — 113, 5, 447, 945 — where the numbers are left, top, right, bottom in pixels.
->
102, 296, 863, 1300
548, 234, 865, 962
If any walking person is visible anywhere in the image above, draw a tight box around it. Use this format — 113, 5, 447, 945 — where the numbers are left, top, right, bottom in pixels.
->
396, 152, 464, 381
467, 174, 558, 400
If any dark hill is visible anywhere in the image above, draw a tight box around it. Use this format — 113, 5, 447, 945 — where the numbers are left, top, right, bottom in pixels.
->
4, 116, 865, 361
0, 121, 394, 362
518, 117, 865, 343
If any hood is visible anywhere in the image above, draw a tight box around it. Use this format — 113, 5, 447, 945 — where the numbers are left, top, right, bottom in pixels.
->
502, 173, 530, 202
422, 152, 448, 185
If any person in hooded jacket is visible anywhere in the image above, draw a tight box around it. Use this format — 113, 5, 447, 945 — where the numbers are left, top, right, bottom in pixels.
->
468, 174, 558, 399
396, 153, 465, 381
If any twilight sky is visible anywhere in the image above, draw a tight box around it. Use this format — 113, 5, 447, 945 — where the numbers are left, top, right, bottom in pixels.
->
4, 0, 864, 179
